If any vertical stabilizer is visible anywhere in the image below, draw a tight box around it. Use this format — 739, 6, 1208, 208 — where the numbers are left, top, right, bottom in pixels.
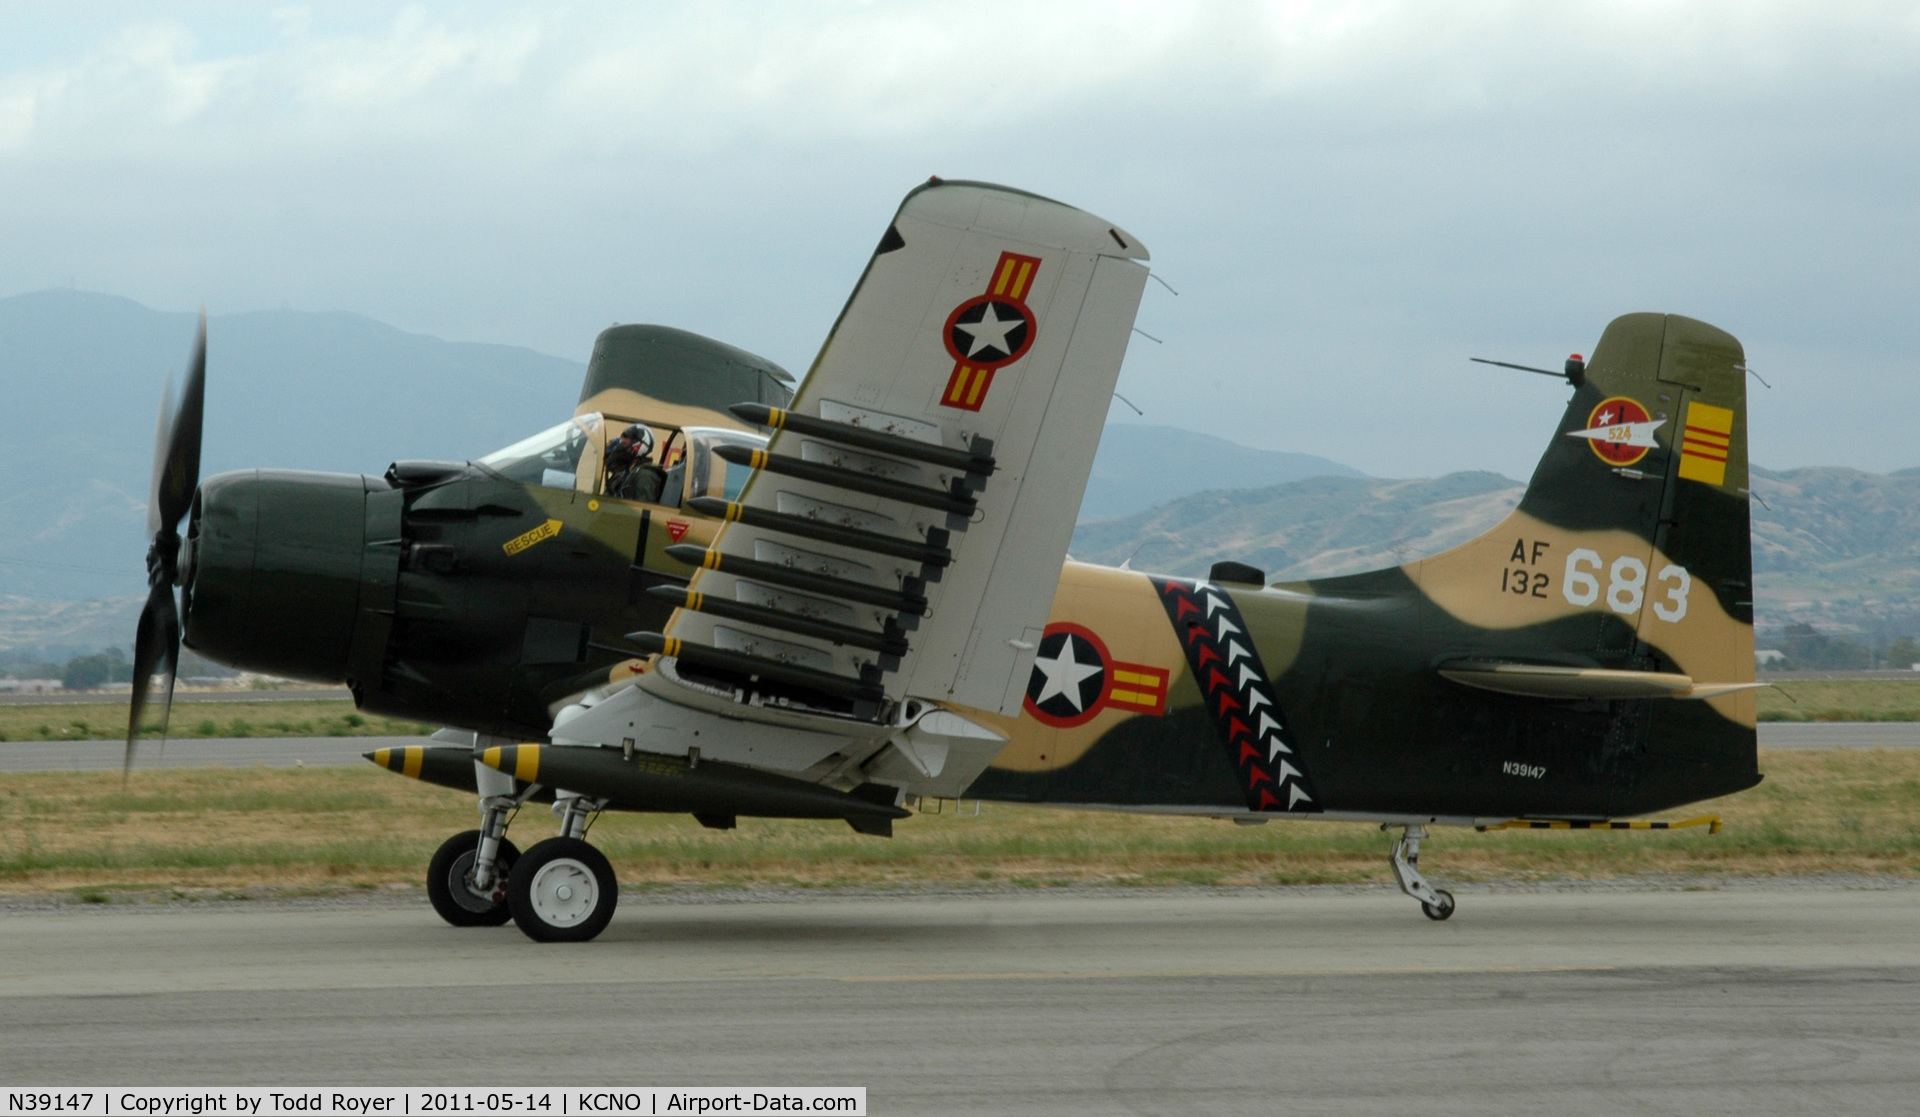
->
1401, 312, 1756, 811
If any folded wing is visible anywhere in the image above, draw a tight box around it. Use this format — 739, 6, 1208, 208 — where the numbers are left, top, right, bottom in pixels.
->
629, 180, 1151, 732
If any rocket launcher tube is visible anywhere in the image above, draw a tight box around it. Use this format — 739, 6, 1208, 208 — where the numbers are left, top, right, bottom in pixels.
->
730, 402, 996, 476
664, 543, 928, 614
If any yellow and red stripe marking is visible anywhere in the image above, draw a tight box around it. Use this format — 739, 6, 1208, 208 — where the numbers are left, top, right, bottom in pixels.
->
1106, 664, 1170, 715
940, 251, 1042, 412
1677, 401, 1734, 486
943, 365, 997, 410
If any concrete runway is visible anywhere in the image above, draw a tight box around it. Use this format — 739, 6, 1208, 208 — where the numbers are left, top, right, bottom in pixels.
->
3, 721, 1914, 773
2, 887, 1917, 1113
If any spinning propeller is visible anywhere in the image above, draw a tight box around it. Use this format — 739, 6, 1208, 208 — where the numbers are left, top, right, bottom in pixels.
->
126, 315, 206, 778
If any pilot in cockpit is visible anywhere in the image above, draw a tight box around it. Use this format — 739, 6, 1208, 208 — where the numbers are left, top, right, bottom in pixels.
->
605, 422, 667, 504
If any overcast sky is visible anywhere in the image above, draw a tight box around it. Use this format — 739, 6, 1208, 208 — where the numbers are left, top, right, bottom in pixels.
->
2, 1, 1916, 479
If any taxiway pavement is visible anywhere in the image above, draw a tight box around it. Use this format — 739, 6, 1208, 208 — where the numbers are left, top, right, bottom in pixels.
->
4, 721, 1915, 772
2, 887, 1916, 1114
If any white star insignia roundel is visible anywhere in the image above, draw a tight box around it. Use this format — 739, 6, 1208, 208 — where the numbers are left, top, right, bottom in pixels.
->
954, 302, 1024, 360
1030, 634, 1104, 710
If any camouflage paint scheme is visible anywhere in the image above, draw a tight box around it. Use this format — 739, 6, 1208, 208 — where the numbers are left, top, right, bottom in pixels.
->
969, 313, 1757, 820
177, 187, 1753, 829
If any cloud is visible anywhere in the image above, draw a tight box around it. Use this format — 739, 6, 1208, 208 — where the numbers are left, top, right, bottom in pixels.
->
10, 2, 1911, 158
1, 2, 1917, 479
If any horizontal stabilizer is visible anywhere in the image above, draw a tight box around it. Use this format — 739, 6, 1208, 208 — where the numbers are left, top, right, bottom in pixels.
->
1438, 661, 1769, 701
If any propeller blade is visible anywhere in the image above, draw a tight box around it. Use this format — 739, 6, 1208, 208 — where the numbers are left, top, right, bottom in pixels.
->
146, 375, 175, 537
129, 314, 204, 780
155, 315, 206, 530
126, 580, 179, 779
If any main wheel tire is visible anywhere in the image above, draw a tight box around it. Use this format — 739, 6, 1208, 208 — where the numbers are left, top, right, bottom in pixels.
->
507, 836, 619, 943
427, 830, 521, 927
1421, 889, 1456, 921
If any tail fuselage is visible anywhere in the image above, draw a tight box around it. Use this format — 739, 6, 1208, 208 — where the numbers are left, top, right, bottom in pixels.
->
966, 313, 1758, 821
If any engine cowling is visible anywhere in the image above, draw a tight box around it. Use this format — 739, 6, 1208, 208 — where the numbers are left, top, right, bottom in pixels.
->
182, 469, 377, 683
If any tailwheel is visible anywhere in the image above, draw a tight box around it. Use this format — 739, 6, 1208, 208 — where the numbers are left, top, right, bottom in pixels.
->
427, 830, 521, 927
507, 836, 619, 943
1387, 824, 1458, 921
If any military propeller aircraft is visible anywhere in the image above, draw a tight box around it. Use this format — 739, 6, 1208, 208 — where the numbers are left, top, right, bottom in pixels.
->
130, 179, 1759, 941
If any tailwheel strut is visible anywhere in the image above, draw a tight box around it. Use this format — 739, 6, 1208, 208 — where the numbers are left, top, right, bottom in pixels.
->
1387, 824, 1455, 921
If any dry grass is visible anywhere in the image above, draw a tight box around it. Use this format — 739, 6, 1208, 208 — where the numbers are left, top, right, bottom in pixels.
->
0, 681, 1912, 743
2, 748, 1916, 897
0, 701, 432, 742
1757, 678, 1920, 722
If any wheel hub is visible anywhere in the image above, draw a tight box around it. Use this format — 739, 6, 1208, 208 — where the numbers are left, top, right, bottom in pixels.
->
528, 858, 599, 927
447, 850, 503, 913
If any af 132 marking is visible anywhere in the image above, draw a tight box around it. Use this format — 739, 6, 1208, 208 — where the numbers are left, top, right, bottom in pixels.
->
1501, 537, 1554, 598
940, 251, 1042, 412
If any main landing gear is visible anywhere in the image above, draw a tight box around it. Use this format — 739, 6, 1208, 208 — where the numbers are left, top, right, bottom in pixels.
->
428, 776, 619, 942
507, 793, 617, 943
427, 827, 521, 926
1387, 824, 1456, 921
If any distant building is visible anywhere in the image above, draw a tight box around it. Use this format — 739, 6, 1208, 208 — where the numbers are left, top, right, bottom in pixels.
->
0, 678, 63, 693
1755, 649, 1786, 667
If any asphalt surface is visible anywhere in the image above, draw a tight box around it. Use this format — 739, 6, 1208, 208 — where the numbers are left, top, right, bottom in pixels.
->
0, 887, 1916, 1113
2, 721, 1915, 772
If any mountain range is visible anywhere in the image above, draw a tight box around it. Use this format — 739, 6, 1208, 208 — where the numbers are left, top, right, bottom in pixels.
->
1068, 465, 1920, 640
2, 290, 1915, 658
0, 289, 1362, 610
0, 289, 587, 602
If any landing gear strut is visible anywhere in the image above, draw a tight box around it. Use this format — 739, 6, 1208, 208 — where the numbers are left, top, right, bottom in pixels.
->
427, 792, 524, 927
426, 827, 520, 926
1388, 825, 1455, 921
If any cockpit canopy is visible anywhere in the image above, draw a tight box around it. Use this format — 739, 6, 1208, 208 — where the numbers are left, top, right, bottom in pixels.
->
475, 413, 765, 508
577, 324, 794, 433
